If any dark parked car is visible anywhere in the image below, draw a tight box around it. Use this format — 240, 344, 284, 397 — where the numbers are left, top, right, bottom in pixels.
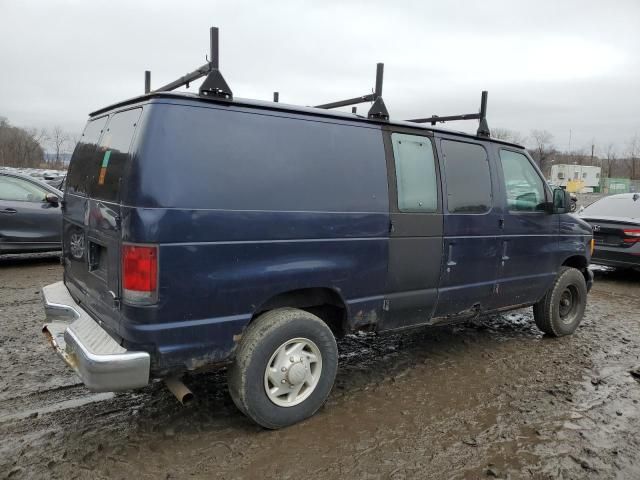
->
579, 193, 640, 270
41, 33, 593, 429
0, 171, 62, 254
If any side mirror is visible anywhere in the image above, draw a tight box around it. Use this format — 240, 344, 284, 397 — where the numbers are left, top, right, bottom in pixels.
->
551, 188, 571, 214
45, 193, 60, 205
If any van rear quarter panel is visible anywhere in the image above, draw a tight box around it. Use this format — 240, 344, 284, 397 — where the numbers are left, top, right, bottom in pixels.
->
121, 101, 389, 371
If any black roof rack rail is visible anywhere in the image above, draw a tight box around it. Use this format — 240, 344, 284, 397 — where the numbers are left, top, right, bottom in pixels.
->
143, 27, 232, 100
142, 27, 492, 137
406, 91, 490, 137
314, 63, 389, 120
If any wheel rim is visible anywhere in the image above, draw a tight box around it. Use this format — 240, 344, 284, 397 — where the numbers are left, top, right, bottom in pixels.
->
558, 285, 580, 324
264, 337, 322, 407
69, 233, 84, 259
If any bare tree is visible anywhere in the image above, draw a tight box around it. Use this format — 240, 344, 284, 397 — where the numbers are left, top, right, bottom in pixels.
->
530, 129, 555, 176
68, 133, 80, 157
625, 135, 640, 180
491, 128, 526, 145
50, 126, 69, 169
602, 143, 616, 179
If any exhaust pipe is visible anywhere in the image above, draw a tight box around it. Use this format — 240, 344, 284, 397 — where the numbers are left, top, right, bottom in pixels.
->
164, 377, 194, 405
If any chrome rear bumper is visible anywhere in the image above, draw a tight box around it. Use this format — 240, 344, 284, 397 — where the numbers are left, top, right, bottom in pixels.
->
42, 281, 150, 392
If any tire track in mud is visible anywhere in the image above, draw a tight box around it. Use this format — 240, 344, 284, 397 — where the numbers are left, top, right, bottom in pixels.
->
0, 392, 115, 423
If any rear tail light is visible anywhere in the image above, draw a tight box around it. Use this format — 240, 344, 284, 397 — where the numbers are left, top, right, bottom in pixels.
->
623, 229, 640, 244
122, 244, 158, 304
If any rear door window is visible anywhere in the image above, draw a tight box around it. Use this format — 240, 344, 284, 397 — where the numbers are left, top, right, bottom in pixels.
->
65, 109, 141, 202
391, 133, 438, 212
499, 149, 546, 212
90, 108, 142, 202
66, 116, 108, 195
441, 140, 492, 213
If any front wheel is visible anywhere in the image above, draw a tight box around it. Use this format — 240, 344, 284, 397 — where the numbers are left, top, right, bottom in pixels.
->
228, 308, 338, 429
533, 266, 587, 336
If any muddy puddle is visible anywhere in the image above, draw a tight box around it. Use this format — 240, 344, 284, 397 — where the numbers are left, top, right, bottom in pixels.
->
1, 256, 639, 479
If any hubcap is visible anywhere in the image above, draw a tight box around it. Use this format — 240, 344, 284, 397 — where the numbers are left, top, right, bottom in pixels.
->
264, 338, 322, 407
558, 286, 579, 324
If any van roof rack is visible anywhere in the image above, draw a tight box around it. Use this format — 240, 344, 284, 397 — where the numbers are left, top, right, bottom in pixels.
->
406, 91, 490, 137
142, 26, 490, 137
144, 27, 232, 100
314, 63, 389, 120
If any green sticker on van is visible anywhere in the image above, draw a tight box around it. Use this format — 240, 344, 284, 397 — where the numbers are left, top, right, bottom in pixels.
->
101, 150, 111, 167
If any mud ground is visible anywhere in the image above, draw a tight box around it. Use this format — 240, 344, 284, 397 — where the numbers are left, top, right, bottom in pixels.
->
1, 254, 639, 479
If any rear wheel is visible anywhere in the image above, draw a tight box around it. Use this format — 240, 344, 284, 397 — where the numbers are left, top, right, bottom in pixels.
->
228, 308, 338, 429
533, 266, 587, 336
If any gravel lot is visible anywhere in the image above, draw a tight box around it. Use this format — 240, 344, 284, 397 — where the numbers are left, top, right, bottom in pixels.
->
1, 254, 639, 479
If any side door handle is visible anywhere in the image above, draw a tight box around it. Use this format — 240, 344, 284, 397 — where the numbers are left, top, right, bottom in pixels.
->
446, 243, 457, 270
0, 208, 17, 214
501, 240, 510, 264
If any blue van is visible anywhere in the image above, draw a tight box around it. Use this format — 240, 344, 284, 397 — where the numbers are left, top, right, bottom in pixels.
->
42, 34, 593, 428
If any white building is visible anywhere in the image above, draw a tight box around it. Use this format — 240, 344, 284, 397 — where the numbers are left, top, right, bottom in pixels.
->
549, 164, 601, 190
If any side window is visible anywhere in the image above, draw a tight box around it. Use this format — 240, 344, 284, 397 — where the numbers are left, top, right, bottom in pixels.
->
391, 133, 438, 212
0, 176, 48, 202
441, 140, 492, 213
499, 149, 546, 212
66, 116, 108, 196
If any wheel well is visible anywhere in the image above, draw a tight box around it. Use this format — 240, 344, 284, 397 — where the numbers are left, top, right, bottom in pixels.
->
562, 255, 589, 282
253, 288, 348, 337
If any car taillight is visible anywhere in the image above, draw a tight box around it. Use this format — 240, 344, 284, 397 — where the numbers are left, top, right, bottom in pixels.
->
623, 229, 640, 244
122, 244, 158, 304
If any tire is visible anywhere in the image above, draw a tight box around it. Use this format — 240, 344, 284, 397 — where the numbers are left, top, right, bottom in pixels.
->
533, 266, 587, 336
227, 308, 338, 429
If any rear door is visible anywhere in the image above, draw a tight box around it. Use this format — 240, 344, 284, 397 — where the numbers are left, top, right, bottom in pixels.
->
434, 136, 501, 319
0, 175, 61, 248
63, 108, 142, 335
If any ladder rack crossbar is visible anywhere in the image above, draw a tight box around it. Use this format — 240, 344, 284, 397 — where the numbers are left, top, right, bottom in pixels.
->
408, 113, 481, 124
154, 63, 212, 93
315, 94, 375, 110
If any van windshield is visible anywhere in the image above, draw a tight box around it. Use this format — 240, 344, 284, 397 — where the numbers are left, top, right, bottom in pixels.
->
66, 108, 142, 202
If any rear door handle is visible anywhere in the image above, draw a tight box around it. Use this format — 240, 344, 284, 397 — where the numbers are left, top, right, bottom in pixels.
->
0, 208, 17, 214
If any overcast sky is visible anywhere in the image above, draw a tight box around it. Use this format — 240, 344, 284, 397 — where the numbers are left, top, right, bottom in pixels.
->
1, 0, 639, 154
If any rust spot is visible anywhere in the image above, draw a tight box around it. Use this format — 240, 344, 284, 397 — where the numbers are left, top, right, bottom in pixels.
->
352, 309, 378, 329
